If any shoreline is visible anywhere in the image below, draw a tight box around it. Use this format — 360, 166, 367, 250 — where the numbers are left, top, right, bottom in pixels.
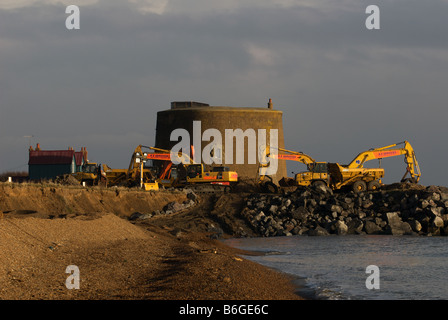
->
141, 227, 306, 300
2, 181, 448, 301
0, 213, 306, 300
0, 182, 306, 300
222, 241, 317, 300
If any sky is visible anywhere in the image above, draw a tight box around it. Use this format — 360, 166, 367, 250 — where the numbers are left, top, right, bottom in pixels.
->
1, 0, 447, 186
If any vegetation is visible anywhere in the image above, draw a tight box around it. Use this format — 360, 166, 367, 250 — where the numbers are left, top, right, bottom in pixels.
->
0, 171, 28, 182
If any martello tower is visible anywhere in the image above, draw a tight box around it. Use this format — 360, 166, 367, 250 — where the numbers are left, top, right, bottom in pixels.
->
154, 100, 287, 182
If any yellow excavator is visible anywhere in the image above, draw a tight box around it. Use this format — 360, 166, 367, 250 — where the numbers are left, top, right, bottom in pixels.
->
84, 144, 238, 191
328, 140, 421, 192
146, 146, 239, 192
258, 147, 320, 193
102, 145, 159, 190
259, 141, 421, 193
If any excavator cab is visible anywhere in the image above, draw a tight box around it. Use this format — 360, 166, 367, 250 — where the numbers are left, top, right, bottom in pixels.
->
295, 161, 330, 187
186, 164, 203, 178
82, 163, 98, 174
309, 162, 328, 174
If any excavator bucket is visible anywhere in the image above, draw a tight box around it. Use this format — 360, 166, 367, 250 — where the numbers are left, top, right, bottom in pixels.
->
144, 182, 159, 191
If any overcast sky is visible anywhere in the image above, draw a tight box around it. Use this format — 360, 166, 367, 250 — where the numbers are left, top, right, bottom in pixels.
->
1, 0, 447, 186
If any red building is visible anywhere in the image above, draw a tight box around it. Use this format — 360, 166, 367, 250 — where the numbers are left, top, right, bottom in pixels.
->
28, 144, 88, 180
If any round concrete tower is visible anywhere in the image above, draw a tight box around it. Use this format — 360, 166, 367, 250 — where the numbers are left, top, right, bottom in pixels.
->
154, 100, 287, 182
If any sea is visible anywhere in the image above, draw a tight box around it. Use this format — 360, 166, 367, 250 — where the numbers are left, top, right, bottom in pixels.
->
224, 235, 448, 300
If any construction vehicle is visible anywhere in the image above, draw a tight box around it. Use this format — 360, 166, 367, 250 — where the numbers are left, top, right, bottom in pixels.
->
259, 141, 421, 193
258, 148, 320, 193
72, 162, 104, 186
102, 145, 159, 190
146, 146, 239, 192
326, 140, 421, 192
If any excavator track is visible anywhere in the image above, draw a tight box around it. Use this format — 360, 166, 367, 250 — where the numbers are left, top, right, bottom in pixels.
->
184, 184, 233, 194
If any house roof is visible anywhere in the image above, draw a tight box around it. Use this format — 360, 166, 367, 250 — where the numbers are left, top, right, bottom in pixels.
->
29, 150, 86, 165
74, 151, 85, 166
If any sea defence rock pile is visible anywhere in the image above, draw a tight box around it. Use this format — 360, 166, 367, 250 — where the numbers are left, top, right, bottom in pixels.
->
241, 184, 448, 237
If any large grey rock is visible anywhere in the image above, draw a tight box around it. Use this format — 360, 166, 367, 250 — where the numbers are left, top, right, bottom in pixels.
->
362, 199, 374, 209
269, 205, 278, 214
347, 219, 364, 234
290, 207, 309, 222
186, 191, 198, 201
129, 211, 151, 220
314, 184, 333, 195
386, 212, 413, 235
430, 207, 445, 217
409, 219, 422, 232
254, 211, 266, 222
433, 216, 444, 228
335, 221, 348, 235
401, 222, 413, 235
308, 226, 330, 236
364, 220, 383, 234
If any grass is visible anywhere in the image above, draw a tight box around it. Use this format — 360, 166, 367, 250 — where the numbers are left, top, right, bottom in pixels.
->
0, 171, 28, 182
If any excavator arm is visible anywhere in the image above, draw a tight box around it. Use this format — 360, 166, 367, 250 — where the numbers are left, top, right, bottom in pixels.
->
147, 146, 195, 164
269, 148, 317, 166
347, 141, 421, 183
258, 146, 318, 191
261, 146, 316, 167
127, 145, 145, 174
144, 146, 196, 180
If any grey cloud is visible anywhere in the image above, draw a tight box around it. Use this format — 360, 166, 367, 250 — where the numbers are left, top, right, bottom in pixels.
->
1, 0, 447, 185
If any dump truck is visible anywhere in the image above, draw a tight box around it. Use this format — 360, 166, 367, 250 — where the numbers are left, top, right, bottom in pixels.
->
146, 146, 239, 192
259, 141, 421, 193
